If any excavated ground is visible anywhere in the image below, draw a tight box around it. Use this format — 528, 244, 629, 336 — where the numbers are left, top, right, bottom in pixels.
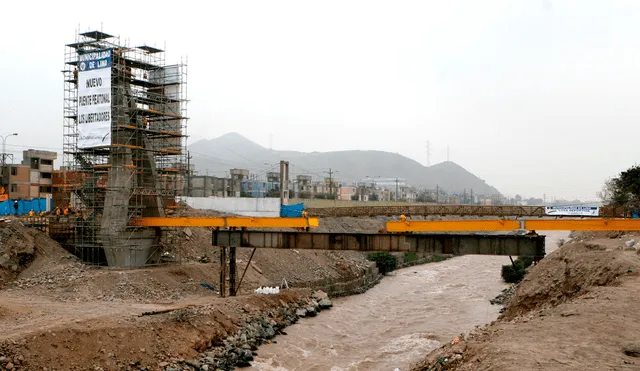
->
411, 231, 640, 371
0, 215, 388, 370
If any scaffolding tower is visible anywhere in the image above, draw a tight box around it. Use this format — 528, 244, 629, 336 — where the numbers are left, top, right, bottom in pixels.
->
60, 30, 188, 267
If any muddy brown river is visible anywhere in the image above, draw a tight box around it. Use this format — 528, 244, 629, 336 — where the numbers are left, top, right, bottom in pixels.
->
250, 232, 568, 371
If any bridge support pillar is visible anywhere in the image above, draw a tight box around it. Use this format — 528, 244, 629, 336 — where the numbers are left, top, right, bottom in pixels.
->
219, 246, 227, 298
229, 246, 237, 296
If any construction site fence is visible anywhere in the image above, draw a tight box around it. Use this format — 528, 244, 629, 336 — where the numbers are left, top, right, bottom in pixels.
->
0, 198, 53, 216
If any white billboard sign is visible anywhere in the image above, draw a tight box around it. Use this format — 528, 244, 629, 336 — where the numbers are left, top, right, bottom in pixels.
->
77, 49, 112, 148
545, 206, 599, 217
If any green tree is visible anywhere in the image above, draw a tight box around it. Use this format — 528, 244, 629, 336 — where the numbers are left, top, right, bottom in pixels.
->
367, 252, 397, 274
501, 256, 534, 283
600, 165, 640, 209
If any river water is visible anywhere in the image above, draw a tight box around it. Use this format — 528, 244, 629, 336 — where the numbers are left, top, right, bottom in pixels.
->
251, 232, 568, 371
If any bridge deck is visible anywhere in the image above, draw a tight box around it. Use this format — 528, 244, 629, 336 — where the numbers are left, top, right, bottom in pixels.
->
212, 230, 545, 257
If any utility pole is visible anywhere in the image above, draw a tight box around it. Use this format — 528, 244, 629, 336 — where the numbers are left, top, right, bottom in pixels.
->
279, 160, 289, 207
325, 168, 336, 200
436, 184, 439, 203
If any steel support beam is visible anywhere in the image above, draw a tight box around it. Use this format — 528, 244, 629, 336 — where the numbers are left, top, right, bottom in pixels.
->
219, 246, 227, 298
229, 246, 236, 296
212, 230, 545, 257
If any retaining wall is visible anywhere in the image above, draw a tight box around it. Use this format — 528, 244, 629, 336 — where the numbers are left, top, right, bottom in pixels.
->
178, 196, 281, 217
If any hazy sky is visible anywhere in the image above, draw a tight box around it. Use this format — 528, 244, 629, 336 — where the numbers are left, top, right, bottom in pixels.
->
1, 0, 638, 200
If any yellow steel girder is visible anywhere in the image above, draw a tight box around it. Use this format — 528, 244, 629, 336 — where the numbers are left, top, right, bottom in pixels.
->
130, 217, 319, 229
385, 219, 640, 232
386, 219, 521, 232
524, 219, 640, 231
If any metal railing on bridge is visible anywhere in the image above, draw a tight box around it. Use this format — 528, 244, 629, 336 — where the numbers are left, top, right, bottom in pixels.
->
306, 204, 629, 218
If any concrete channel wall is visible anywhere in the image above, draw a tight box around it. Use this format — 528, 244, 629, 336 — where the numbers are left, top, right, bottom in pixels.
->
178, 196, 281, 217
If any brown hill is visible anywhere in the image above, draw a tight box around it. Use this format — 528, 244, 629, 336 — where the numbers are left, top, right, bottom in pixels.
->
188, 132, 501, 195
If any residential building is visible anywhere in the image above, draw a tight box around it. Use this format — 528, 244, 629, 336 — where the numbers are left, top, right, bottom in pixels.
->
373, 188, 393, 202
189, 175, 230, 197
266, 172, 280, 184
1, 150, 57, 199
338, 186, 357, 201
294, 175, 312, 198
229, 169, 249, 197
311, 182, 327, 196
241, 180, 278, 198
398, 185, 418, 202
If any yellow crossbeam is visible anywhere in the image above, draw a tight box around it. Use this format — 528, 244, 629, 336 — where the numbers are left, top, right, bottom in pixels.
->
525, 219, 640, 231
386, 219, 640, 232
386, 220, 521, 232
130, 217, 319, 228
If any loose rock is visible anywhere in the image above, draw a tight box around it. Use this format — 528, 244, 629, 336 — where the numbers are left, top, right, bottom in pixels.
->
318, 298, 333, 309
624, 344, 640, 358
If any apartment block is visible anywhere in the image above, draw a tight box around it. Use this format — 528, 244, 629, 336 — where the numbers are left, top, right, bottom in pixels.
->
1, 150, 57, 199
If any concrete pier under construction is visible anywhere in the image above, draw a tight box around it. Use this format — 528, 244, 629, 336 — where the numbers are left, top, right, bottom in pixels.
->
61, 30, 187, 267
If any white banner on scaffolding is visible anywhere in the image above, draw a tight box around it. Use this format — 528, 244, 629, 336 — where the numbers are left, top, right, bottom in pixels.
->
77, 49, 112, 148
545, 206, 599, 217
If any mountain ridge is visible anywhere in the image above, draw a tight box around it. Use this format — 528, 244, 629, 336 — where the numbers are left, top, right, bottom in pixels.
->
188, 133, 500, 195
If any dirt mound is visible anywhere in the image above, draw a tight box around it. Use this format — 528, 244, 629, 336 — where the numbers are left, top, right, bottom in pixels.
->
411, 239, 640, 371
0, 219, 72, 287
501, 241, 640, 319
313, 216, 386, 233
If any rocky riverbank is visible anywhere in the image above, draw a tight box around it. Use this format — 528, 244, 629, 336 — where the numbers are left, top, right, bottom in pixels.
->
0, 289, 331, 370
489, 285, 515, 307
160, 290, 334, 371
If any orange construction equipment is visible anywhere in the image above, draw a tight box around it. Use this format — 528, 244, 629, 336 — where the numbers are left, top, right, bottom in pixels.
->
385, 218, 640, 232
131, 216, 319, 229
